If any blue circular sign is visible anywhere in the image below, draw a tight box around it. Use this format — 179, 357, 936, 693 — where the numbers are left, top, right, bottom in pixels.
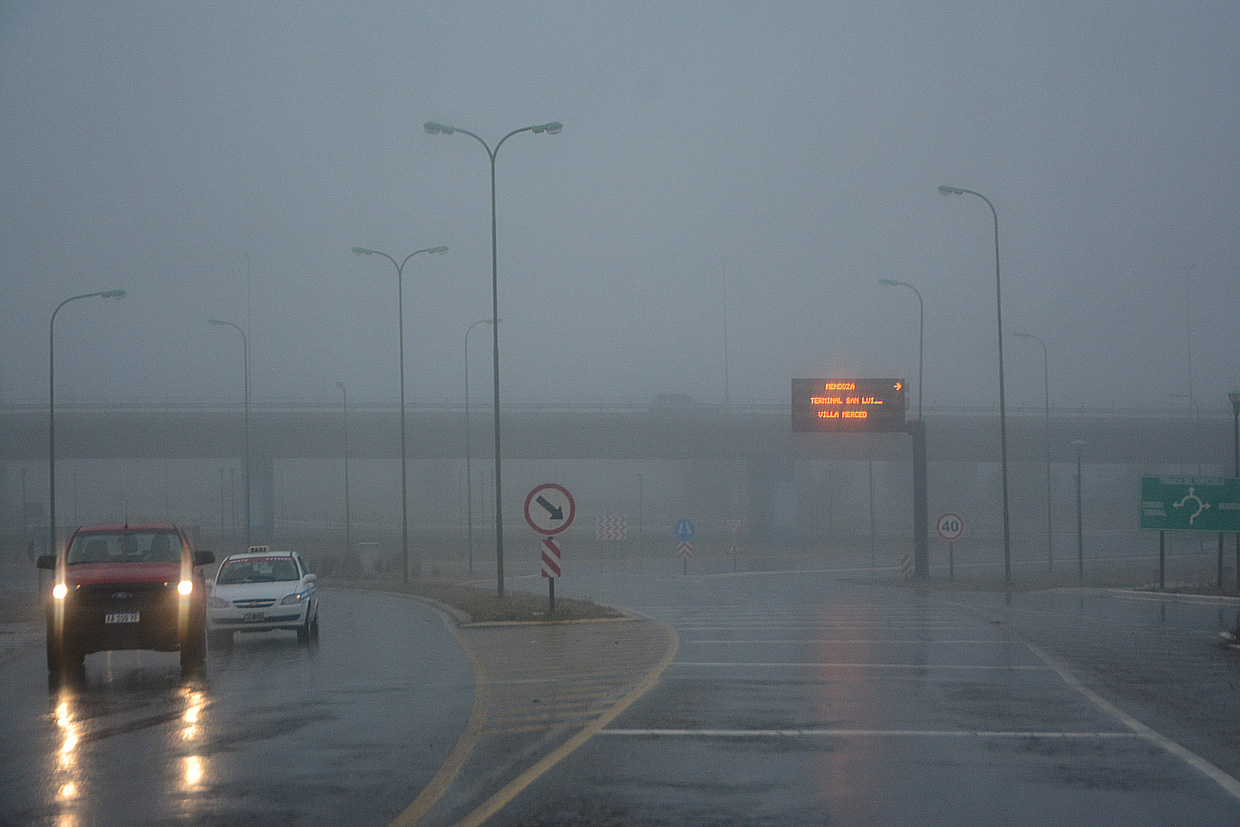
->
674, 520, 696, 541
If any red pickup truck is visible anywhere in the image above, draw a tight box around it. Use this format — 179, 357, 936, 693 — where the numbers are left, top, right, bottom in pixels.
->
37, 523, 215, 681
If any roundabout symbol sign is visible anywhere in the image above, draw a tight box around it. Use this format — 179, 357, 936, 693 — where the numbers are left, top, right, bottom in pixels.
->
524, 483, 576, 536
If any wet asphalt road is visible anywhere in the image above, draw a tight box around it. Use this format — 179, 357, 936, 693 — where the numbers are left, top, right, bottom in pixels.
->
484, 567, 1240, 826
0, 589, 474, 827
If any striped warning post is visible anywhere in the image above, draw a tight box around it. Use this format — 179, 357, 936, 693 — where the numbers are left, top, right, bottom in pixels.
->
900, 555, 912, 578
542, 538, 562, 578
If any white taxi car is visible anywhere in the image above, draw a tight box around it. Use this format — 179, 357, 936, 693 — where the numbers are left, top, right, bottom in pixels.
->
207, 550, 318, 647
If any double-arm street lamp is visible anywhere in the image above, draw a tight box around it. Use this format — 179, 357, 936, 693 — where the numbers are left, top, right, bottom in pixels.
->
209, 319, 251, 544
878, 278, 924, 420
50, 290, 126, 556
424, 119, 562, 598
939, 184, 1012, 586
1012, 332, 1053, 572
464, 318, 498, 574
352, 245, 448, 584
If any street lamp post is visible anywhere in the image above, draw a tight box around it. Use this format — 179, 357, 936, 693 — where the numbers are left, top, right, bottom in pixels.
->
209, 319, 251, 545
1071, 439, 1086, 582
425, 118, 562, 599
1229, 392, 1240, 590
1013, 332, 1053, 572
878, 278, 924, 420
939, 184, 1012, 586
338, 381, 351, 560
1170, 392, 1203, 474
464, 318, 497, 574
50, 290, 126, 556
352, 245, 448, 584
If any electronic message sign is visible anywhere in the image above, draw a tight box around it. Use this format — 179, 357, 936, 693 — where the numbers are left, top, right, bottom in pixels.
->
792, 378, 907, 432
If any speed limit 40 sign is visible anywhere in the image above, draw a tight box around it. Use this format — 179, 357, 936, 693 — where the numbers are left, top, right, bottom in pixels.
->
936, 513, 964, 542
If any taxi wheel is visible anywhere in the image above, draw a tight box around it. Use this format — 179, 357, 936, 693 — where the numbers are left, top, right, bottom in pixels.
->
309, 612, 320, 641
297, 613, 312, 644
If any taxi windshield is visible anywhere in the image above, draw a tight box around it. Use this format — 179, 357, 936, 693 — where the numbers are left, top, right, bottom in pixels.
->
65, 532, 182, 564
217, 557, 300, 584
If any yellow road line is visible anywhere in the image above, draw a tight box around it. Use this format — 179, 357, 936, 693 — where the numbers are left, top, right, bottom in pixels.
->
450, 618, 680, 827
387, 611, 491, 827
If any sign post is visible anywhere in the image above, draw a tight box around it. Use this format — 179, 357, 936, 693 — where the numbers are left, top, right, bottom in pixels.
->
725, 518, 744, 572
524, 484, 575, 613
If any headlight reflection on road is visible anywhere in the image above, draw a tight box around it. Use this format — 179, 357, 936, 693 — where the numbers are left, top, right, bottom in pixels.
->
183, 756, 205, 788
181, 688, 206, 741
51, 692, 83, 824
55, 698, 79, 771
178, 687, 209, 793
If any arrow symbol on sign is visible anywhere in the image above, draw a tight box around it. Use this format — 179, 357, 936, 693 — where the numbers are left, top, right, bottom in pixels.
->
535, 495, 564, 521
894, 382, 902, 392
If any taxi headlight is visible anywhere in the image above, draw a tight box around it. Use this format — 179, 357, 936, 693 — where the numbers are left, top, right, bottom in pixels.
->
178, 580, 193, 596
207, 596, 229, 609
53, 583, 68, 600
280, 591, 307, 605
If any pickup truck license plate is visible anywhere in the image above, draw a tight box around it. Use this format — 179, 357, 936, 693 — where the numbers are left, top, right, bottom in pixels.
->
243, 612, 265, 622
105, 611, 140, 624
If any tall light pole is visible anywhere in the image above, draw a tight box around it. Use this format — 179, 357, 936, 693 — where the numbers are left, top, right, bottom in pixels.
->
464, 318, 497, 574
939, 184, 1012, 586
425, 118, 562, 598
878, 278, 924, 420
1170, 392, 1203, 474
209, 318, 251, 545
49, 290, 126, 556
338, 381, 351, 559
1013, 331, 1053, 572
1071, 439, 1086, 582
1229, 391, 1240, 591
352, 245, 448, 583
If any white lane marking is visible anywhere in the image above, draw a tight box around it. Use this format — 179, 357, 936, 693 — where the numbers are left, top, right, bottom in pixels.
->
1105, 590, 1240, 607
1025, 641, 1240, 803
600, 728, 1140, 739
681, 639, 1014, 645
671, 662, 1049, 671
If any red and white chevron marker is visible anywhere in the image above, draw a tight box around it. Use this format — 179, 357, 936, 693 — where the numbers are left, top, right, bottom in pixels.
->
596, 515, 628, 541
541, 537, 562, 578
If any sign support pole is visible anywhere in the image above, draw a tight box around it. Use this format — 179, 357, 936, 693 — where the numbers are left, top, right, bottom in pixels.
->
1159, 531, 1166, 590
909, 420, 929, 579
548, 577, 555, 614
949, 540, 954, 580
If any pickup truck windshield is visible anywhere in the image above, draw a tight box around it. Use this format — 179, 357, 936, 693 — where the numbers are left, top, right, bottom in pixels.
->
66, 532, 182, 564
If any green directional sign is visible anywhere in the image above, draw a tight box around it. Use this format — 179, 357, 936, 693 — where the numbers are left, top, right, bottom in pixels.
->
1140, 476, 1240, 532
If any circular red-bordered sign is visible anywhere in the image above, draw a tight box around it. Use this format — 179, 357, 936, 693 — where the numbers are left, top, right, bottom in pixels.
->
524, 483, 576, 536
936, 513, 965, 542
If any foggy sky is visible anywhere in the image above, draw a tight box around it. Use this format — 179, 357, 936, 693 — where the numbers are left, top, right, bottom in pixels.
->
3, 2, 1238, 414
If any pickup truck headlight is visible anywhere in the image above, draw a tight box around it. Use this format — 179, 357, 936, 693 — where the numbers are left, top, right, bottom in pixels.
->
53, 583, 68, 600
